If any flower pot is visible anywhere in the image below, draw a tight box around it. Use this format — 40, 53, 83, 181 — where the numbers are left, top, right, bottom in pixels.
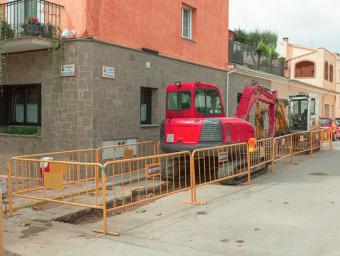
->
22, 24, 41, 36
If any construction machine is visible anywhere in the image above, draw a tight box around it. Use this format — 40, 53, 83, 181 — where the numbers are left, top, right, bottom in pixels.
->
288, 94, 320, 132
160, 81, 278, 153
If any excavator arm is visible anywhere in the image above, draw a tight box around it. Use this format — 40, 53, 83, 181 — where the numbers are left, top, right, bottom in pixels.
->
236, 83, 278, 137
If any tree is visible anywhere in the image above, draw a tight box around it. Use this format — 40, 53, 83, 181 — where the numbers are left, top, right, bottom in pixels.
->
233, 28, 279, 59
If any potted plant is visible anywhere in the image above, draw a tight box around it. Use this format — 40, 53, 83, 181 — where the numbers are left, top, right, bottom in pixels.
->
41, 23, 55, 38
22, 17, 41, 36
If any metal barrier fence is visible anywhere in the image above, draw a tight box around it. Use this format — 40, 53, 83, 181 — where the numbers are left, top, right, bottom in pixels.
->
6, 129, 334, 235
103, 151, 191, 212
321, 128, 333, 150
16, 148, 97, 163
192, 143, 249, 186
96, 141, 159, 164
7, 158, 105, 218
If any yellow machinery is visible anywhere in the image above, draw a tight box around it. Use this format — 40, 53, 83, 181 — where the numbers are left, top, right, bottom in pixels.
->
255, 100, 289, 139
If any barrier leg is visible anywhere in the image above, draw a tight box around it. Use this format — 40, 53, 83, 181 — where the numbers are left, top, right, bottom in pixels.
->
184, 154, 206, 205
93, 166, 119, 236
95, 152, 99, 196
7, 161, 13, 216
310, 132, 313, 156
271, 138, 276, 173
247, 147, 252, 185
290, 135, 294, 164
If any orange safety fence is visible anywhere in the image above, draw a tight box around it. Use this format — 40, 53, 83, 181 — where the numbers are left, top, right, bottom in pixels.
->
103, 151, 191, 213
249, 138, 273, 169
15, 148, 97, 164
321, 128, 333, 150
7, 158, 104, 213
192, 143, 249, 186
96, 141, 160, 164
292, 131, 311, 155
273, 134, 293, 163
5, 130, 334, 235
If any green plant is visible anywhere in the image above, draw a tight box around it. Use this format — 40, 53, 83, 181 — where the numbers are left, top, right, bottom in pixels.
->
233, 28, 279, 59
0, 20, 14, 40
49, 26, 63, 86
5, 127, 38, 135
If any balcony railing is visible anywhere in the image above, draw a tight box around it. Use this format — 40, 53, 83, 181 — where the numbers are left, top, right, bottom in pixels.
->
0, 0, 62, 39
229, 40, 285, 77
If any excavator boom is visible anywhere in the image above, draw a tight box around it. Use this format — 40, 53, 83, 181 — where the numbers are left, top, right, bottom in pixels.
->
236, 84, 278, 137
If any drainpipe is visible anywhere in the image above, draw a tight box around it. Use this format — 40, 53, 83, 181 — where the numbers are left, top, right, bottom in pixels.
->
226, 67, 237, 117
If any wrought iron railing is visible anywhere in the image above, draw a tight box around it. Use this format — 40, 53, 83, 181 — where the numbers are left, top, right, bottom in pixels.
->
229, 40, 285, 77
0, 0, 62, 39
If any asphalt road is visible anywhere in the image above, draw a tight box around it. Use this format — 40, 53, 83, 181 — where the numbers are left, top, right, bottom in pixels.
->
4, 142, 340, 256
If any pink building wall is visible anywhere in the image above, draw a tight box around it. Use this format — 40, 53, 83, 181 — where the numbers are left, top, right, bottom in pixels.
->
53, 0, 228, 70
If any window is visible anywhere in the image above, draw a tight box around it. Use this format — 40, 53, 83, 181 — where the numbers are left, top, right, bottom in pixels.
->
182, 6, 192, 39
330, 64, 334, 82
140, 88, 152, 124
0, 84, 41, 126
295, 61, 315, 78
237, 93, 242, 104
167, 91, 191, 110
324, 62, 329, 80
310, 99, 316, 115
195, 89, 222, 114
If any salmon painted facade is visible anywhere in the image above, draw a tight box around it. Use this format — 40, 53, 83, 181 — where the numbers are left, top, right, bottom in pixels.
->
50, 0, 229, 69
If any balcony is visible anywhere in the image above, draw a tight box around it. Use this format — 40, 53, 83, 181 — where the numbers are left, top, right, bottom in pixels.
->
229, 40, 285, 77
0, 0, 63, 53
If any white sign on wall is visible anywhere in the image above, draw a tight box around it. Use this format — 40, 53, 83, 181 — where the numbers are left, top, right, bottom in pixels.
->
102, 66, 115, 79
60, 64, 76, 77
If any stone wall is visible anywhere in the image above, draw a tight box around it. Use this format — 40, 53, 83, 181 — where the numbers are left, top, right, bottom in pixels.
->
0, 39, 236, 174
0, 40, 279, 174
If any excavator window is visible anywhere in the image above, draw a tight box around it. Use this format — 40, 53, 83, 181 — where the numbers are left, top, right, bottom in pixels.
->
195, 89, 222, 114
167, 91, 191, 110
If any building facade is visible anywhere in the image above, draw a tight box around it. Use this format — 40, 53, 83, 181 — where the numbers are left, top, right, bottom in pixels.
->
281, 38, 338, 118
0, 0, 230, 173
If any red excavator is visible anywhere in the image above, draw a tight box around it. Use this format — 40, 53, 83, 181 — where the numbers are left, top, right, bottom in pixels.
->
160, 81, 278, 153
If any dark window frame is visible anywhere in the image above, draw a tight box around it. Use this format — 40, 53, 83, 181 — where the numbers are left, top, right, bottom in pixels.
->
140, 87, 152, 125
1, 84, 41, 126
194, 88, 222, 115
167, 90, 192, 111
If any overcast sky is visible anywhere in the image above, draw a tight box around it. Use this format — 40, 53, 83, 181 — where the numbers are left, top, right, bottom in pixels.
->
230, 0, 340, 53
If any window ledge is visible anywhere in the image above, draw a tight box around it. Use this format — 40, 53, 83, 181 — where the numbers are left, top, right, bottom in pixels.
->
140, 124, 160, 128
181, 36, 197, 43
0, 133, 41, 139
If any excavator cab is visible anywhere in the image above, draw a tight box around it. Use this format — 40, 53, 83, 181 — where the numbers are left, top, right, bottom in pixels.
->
160, 82, 255, 153
288, 94, 319, 132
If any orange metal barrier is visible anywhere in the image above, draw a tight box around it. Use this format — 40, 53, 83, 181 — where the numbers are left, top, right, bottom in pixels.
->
292, 131, 311, 155
96, 141, 160, 164
249, 138, 273, 169
273, 134, 293, 163
321, 128, 333, 150
192, 143, 249, 185
16, 148, 97, 163
103, 151, 191, 213
7, 158, 105, 224
6, 131, 334, 235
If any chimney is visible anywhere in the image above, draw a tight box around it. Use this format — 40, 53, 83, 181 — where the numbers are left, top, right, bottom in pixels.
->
281, 37, 289, 59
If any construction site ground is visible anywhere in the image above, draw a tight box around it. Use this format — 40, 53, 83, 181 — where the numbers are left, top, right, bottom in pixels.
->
3, 142, 340, 256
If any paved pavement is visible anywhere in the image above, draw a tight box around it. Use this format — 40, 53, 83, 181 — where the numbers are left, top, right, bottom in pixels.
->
3, 142, 340, 256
